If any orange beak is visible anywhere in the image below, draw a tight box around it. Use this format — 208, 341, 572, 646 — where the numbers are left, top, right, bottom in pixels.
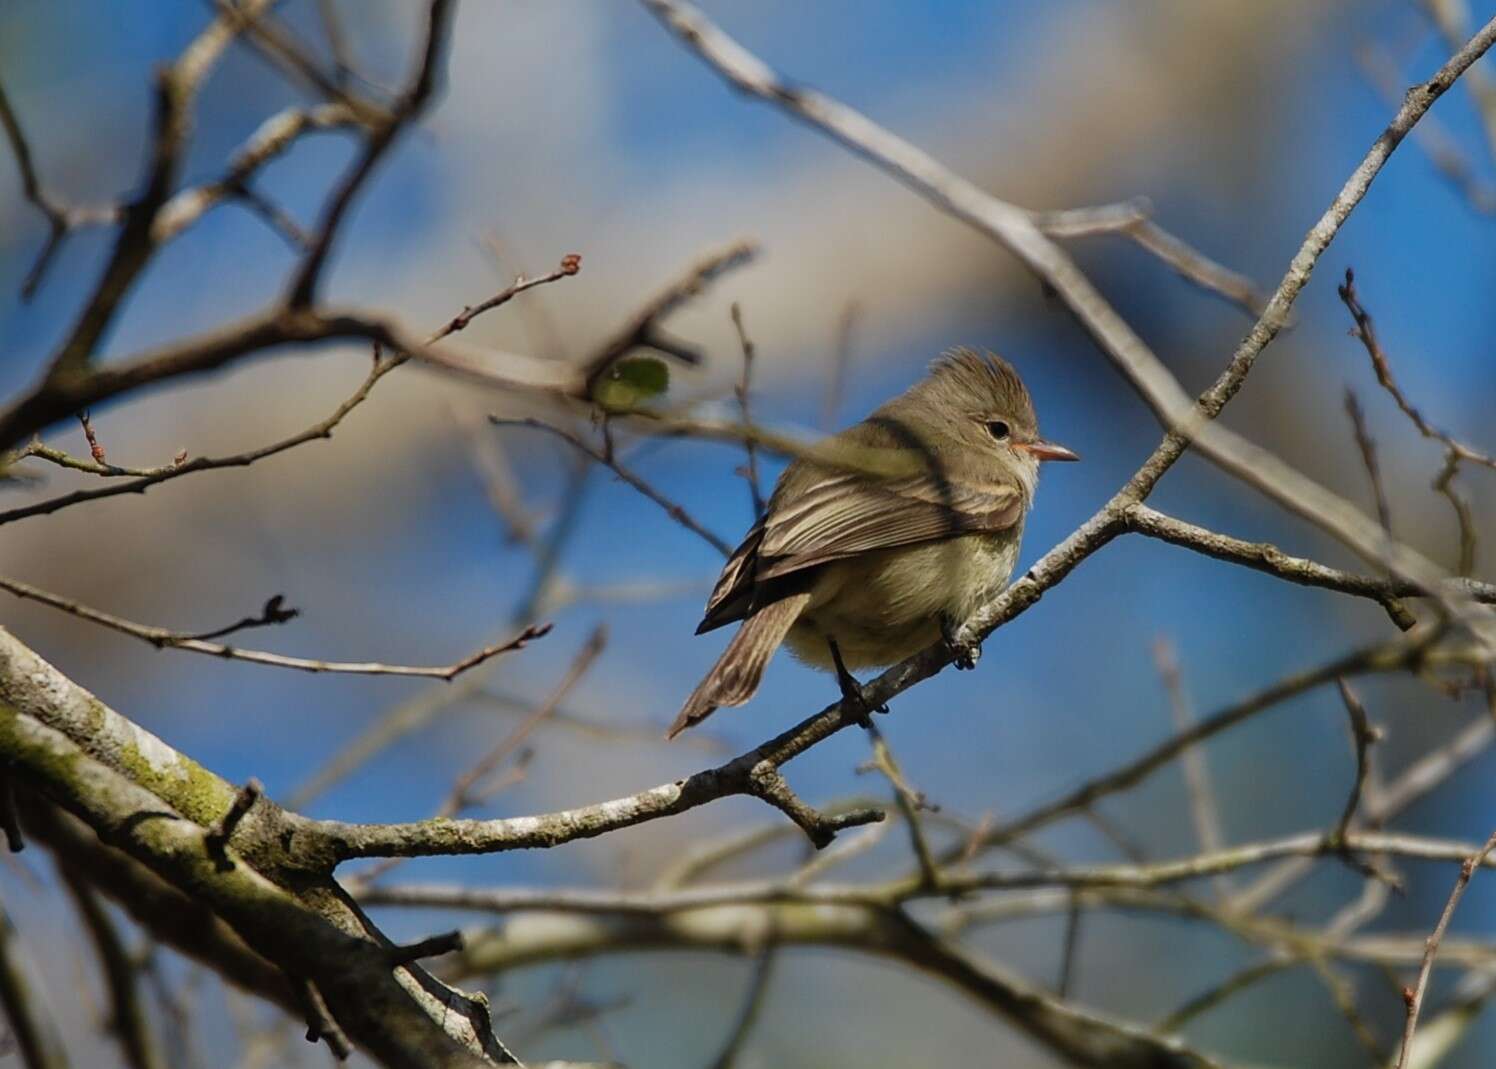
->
1020, 438, 1080, 462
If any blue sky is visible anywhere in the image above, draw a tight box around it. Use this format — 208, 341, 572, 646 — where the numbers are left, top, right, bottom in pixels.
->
3, 2, 1496, 1065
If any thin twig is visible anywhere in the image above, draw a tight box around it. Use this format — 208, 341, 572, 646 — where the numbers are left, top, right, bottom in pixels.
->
1056, 895, 1083, 999
0, 901, 69, 1069
286, 0, 455, 306
0, 354, 400, 525
453, 406, 539, 546
204, 779, 263, 870
293, 977, 352, 1061
59, 868, 165, 1069
385, 931, 463, 968
350, 626, 605, 888
1331, 679, 1381, 845
707, 944, 776, 1069
1153, 638, 1230, 898
1355, 40, 1496, 213
643, 0, 1496, 645
729, 303, 766, 518
0, 574, 550, 678
1422, 0, 1496, 167
861, 721, 941, 890
1158, 957, 1291, 1032
0, 76, 120, 299
315, 0, 357, 88
177, 595, 299, 642
492, 417, 732, 556
1344, 388, 1395, 535
581, 240, 758, 393
1, 259, 578, 527
429, 255, 581, 342
1121, 220, 1269, 317
1120, 505, 1496, 631
1338, 268, 1496, 471
1395, 828, 1496, 1068
1434, 448, 1479, 577
1035, 198, 1269, 315
445, 626, 606, 816
286, 458, 594, 810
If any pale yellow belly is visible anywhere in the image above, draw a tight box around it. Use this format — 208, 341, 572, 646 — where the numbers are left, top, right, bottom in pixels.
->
784, 530, 1022, 670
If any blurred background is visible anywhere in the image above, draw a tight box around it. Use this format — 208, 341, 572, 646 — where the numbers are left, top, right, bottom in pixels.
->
3, 1, 1496, 1066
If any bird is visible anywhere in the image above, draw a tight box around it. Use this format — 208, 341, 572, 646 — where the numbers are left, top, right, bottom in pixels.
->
667, 348, 1077, 739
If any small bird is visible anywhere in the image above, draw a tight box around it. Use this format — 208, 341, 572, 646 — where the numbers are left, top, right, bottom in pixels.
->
668, 348, 1077, 739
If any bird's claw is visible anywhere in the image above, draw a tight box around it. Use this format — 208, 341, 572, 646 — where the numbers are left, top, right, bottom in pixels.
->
941, 620, 981, 670
826, 636, 887, 727
835, 673, 888, 727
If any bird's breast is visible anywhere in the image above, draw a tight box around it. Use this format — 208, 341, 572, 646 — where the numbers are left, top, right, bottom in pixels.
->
785, 529, 1023, 670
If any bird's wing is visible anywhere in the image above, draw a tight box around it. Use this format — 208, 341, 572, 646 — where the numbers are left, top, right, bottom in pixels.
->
697, 468, 1023, 632
697, 519, 766, 633
754, 470, 1023, 579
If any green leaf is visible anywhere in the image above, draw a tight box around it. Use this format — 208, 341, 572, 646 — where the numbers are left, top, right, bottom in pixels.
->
592, 357, 669, 412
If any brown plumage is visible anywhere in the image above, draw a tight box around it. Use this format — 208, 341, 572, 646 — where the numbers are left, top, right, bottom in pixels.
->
668, 348, 1076, 739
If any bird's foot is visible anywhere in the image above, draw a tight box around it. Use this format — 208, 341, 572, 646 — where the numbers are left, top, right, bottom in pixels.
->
826, 636, 888, 728
941, 619, 982, 671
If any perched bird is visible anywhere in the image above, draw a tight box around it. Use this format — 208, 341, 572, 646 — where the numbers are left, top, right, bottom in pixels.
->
668, 348, 1077, 739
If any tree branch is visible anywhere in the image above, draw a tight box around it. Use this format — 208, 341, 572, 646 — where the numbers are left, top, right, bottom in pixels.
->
0, 576, 551, 679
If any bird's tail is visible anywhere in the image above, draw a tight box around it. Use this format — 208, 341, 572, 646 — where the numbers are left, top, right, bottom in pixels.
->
667, 592, 812, 739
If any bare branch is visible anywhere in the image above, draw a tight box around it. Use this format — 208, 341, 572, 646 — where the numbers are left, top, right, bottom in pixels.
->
58, 867, 164, 1069
205, 779, 264, 871
1331, 679, 1381, 845
1037, 199, 1269, 316
1338, 267, 1496, 471
368, 828, 1496, 908
493, 417, 733, 556
0, 76, 120, 299
1153, 638, 1231, 898
1421, 0, 1496, 165
642, 0, 1496, 645
1119, 504, 1496, 630
1344, 388, 1395, 535
1157, 958, 1291, 1032
316, 0, 357, 88
292, 977, 352, 1061
728, 303, 766, 518
580, 239, 758, 394
1434, 448, 1480, 577
46, 0, 277, 374
429, 255, 583, 342
153, 103, 358, 245
0, 574, 551, 679
1119, 219, 1270, 317
431, 899, 1223, 1068
861, 721, 941, 889
0, 651, 511, 1066
1355, 40, 1496, 214
956, 634, 1429, 861
287, 461, 596, 810
706, 945, 776, 1069
177, 595, 300, 643
287, 0, 456, 307
0, 901, 70, 1069
351, 627, 606, 888
1396, 829, 1496, 1068
385, 932, 464, 969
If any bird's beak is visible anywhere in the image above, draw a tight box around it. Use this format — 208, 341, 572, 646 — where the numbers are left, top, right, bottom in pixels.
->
1020, 438, 1080, 462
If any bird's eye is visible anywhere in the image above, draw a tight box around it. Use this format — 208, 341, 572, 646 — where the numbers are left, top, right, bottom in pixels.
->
985, 420, 1010, 441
